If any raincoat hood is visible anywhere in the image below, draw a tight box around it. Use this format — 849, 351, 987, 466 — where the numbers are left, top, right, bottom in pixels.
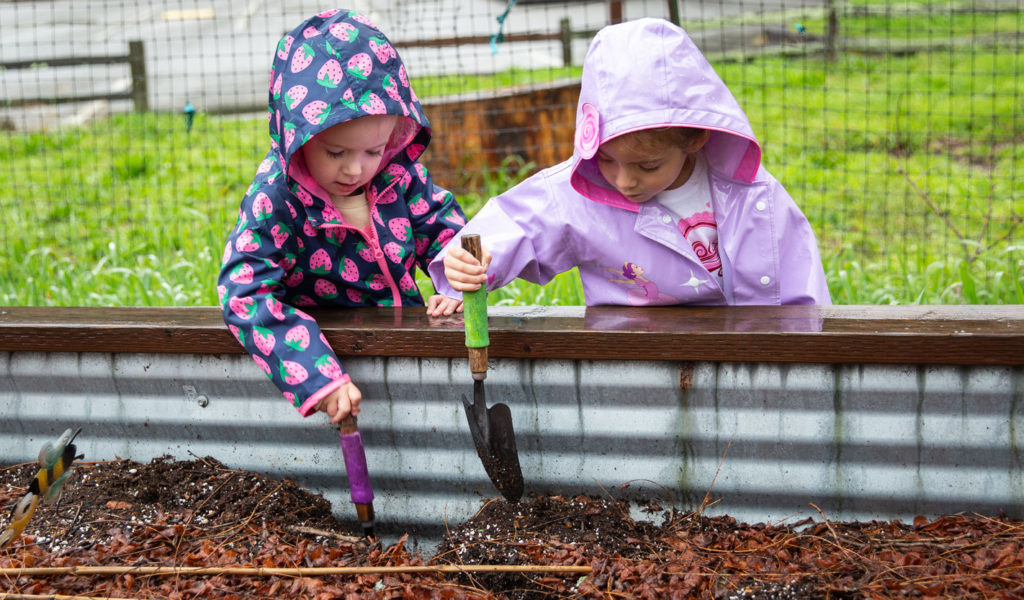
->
570, 18, 763, 209
268, 9, 429, 189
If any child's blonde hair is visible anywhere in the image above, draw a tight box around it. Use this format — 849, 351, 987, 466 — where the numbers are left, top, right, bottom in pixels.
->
615, 126, 706, 155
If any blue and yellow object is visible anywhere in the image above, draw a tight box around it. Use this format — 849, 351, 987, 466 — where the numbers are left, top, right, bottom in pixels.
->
0, 428, 82, 549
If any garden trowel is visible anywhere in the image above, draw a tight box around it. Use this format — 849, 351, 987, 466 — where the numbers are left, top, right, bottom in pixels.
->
460, 233, 524, 502
335, 415, 375, 537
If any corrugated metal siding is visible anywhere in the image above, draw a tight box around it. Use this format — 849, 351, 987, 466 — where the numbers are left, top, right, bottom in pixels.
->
2, 351, 1021, 549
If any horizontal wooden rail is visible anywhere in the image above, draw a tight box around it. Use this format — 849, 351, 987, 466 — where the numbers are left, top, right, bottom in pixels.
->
0, 40, 148, 112
3, 90, 135, 108
0, 305, 1021, 366
397, 30, 584, 48
395, 18, 592, 66
0, 53, 137, 70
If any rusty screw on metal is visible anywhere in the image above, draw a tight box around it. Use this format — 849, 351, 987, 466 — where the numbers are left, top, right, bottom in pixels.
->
183, 385, 210, 408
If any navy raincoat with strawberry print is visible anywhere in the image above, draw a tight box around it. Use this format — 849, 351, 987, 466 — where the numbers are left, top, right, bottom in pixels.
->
217, 9, 466, 416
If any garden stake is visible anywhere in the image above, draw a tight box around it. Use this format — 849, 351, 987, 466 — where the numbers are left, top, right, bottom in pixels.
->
461, 234, 524, 502
335, 416, 375, 537
0, 564, 593, 577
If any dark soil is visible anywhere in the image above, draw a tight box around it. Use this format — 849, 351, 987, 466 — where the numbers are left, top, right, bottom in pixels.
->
0, 456, 369, 555
1, 457, 1021, 599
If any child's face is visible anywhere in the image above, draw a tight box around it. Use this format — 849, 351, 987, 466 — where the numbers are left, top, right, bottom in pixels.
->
595, 134, 693, 205
302, 115, 397, 198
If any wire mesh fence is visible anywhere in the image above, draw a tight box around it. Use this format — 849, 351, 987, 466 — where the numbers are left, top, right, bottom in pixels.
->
1, 0, 1021, 305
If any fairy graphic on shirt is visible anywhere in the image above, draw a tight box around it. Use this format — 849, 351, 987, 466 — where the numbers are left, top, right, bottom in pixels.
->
605, 261, 677, 305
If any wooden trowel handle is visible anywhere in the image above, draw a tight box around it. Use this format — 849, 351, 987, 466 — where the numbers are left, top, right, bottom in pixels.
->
339, 414, 358, 434
462, 233, 483, 265
461, 234, 489, 379
468, 348, 488, 378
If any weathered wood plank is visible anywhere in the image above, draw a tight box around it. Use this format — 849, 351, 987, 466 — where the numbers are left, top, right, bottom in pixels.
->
1, 305, 1021, 365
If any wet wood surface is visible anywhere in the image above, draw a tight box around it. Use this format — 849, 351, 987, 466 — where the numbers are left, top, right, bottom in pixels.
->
1, 305, 1021, 365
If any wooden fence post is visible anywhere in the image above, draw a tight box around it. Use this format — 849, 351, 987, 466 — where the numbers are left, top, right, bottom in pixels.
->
127, 40, 149, 112
825, 0, 838, 62
608, 0, 622, 24
667, 0, 680, 26
559, 17, 572, 66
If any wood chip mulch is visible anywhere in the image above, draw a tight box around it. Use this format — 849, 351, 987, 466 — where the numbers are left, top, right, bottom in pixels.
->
1, 457, 1021, 599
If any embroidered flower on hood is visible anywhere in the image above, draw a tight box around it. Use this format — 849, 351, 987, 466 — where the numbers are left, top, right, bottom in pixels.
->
575, 102, 601, 159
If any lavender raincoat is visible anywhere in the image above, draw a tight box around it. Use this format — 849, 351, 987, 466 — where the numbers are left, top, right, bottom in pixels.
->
428, 18, 830, 306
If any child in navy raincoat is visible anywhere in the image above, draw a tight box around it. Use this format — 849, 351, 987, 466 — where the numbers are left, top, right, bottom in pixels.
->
218, 9, 467, 423
430, 18, 830, 309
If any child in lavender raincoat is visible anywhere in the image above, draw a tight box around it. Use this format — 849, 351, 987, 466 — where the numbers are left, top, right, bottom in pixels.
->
218, 9, 467, 423
428, 18, 830, 310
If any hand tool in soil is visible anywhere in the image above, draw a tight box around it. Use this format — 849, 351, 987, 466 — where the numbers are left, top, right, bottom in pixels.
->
0, 427, 82, 548
460, 233, 524, 502
334, 415, 375, 538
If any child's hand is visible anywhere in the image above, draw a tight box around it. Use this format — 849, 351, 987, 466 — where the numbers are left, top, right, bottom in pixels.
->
426, 294, 463, 317
315, 381, 362, 424
444, 245, 491, 292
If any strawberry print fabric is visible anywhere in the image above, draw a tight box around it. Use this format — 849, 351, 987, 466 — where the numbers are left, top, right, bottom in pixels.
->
218, 9, 466, 414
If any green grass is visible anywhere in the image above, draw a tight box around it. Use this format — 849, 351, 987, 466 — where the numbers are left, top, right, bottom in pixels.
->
1, 113, 256, 306
1, 7, 1021, 307
824, 245, 1024, 304
724, 44, 1022, 271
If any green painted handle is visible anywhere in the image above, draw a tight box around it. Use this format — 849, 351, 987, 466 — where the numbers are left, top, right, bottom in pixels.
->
462, 235, 489, 349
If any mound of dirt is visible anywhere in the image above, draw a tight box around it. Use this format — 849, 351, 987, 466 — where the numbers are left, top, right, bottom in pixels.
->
1, 456, 361, 552
1, 457, 1021, 599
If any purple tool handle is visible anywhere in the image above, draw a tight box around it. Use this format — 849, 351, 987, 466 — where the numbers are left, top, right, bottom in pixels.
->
339, 430, 374, 504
